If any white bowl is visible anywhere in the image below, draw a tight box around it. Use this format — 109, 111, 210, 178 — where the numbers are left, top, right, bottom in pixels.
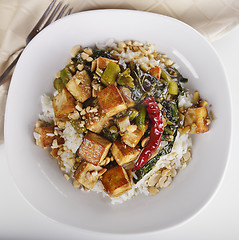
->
4, 9, 231, 234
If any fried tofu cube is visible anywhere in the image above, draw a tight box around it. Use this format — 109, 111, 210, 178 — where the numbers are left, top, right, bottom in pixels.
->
91, 57, 118, 72
184, 107, 209, 134
117, 115, 131, 133
74, 161, 106, 189
101, 165, 132, 197
66, 70, 91, 103
85, 106, 112, 133
111, 140, 141, 165
52, 88, 75, 118
78, 132, 112, 165
119, 86, 135, 108
34, 125, 64, 148
97, 85, 127, 117
150, 67, 161, 79
121, 124, 148, 148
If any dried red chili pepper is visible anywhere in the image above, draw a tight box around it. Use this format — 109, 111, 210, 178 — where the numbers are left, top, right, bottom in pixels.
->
133, 96, 164, 171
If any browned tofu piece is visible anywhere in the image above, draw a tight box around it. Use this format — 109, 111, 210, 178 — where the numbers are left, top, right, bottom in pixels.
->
184, 107, 209, 134
78, 132, 112, 165
66, 70, 91, 103
111, 140, 141, 165
97, 85, 127, 117
74, 161, 106, 189
34, 126, 64, 148
85, 106, 112, 133
52, 88, 75, 118
119, 86, 135, 108
149, 67, 161, 80
121, 124, 148, 148
117, 115, 130, 133
91, 57, 118, 72
101, 165, 132, 197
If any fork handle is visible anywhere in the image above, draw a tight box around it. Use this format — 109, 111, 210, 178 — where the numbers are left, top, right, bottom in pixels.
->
0, 50, 23, 84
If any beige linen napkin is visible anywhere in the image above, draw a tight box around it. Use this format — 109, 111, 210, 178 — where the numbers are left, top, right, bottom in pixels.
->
1, 0, 239, 143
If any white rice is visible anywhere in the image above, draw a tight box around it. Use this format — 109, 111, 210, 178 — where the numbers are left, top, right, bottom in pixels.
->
38, 94, 54, 124
59, 150, 75, 174
178, 92, 193, 109
96, 38, 118, 50
62, 122, 83, 153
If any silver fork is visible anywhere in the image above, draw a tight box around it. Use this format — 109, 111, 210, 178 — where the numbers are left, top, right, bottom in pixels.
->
0, 0, 72, 84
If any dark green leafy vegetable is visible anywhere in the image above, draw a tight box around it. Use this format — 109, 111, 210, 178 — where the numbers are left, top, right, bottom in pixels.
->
134, 129, 177, 182
167, 67, 188, 83
129, 62, 146, 103
91, 49, 116, 60
117, 68, 135, 88
129, 62, 168, 103
161, 100, 179, 124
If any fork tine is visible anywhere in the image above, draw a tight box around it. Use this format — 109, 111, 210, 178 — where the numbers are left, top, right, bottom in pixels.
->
65, 8, 73, 16
55, 4, 68, 20
42, 1, 63, 29
32, 0, 56, 33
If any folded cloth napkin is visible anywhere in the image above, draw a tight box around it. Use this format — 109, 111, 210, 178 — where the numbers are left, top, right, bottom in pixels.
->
1, 0, 239, 143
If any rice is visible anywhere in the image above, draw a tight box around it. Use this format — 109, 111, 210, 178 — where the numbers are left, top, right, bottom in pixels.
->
38, 94, 54, 123
178, 92, 194, 109
59, 150, 75, 174
62, 122, 83, 153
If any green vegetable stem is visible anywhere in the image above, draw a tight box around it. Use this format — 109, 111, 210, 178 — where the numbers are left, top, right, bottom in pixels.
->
53, 78, 65, 92
60, 67, 73, 85
135, 105, 146, 132
161, 70, 179, 95
100, 62, 121, 86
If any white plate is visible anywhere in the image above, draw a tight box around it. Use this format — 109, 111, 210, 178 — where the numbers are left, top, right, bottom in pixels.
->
4, 10, 231, 234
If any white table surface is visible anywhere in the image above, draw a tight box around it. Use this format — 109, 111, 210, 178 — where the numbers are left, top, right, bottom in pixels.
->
1, 25, 239, 240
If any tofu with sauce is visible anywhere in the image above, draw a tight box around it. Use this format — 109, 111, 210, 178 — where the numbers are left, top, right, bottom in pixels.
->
52, 88, 76, 118
97, 85, 127, 117
111, 140, 141, 166
66, 70, 91, 103
78, 132, 112, 166
149, 67, 161, 80
85, 106, 112, 133
184, 107, 209, 134
74, 161, 106, 189
101, 165, 132, 197
34, 125, 64, 148
121, 124, 148, 148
